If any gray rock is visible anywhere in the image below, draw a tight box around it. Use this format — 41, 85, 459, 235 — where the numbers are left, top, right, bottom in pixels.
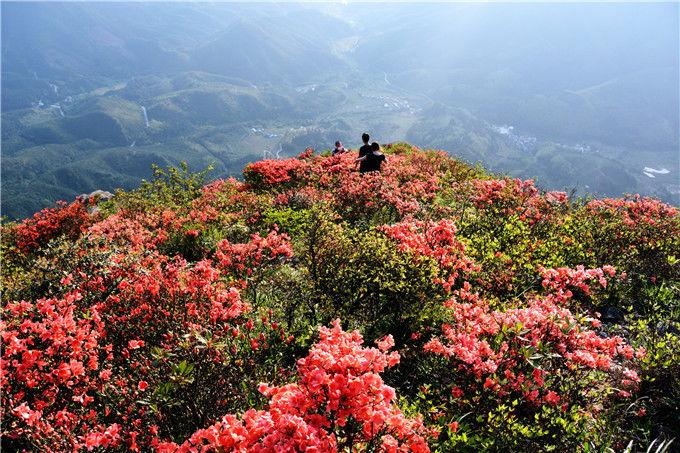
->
81, 190, 114, 200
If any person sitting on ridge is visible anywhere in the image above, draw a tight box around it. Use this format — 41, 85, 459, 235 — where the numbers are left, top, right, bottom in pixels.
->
332, 140, 348, 156
356, 141, 386, 173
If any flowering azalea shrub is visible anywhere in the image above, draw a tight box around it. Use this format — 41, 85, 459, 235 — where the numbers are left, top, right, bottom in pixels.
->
1, 245, 293, 450
1, 292, 110, 451
186, 178, 271, 228
12, 199, 95, 254
244, 157, 310, 186
413, 269, 643, 450
295, 209, 445, 343
381, 219, 478, 292
215, 229, 293, 282
159, 321, 432, 452
2, 144, 678, 451
582, 195, 679, 284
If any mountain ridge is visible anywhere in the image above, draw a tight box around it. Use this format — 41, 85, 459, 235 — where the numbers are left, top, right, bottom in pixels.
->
2, 143, 678, 451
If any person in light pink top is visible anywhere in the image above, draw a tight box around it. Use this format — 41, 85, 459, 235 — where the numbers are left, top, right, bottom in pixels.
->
332, 140, 348, 156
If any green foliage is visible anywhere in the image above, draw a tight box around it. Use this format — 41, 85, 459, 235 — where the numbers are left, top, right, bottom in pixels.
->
294, 207, 446, 343
615, 282, 680, 445
262, 206, 311, 237
133, 316, 292, 442
104, 162, 213, 214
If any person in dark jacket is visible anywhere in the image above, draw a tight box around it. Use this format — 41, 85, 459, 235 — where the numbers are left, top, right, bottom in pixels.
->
356, 141, 386, 173
357, 133, 373, 172
358, 133, 371, 157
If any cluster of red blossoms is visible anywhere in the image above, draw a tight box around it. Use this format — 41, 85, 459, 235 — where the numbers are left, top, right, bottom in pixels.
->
424, 276, 641, 407
587, 195, 678, 228
380, 219, 479, 291
245, 147, 454, 219
14, 200, 95, 253
215, 230, 293, 280
470, 178, 568, 225
159, 321, 431, 452
0, 249, 261, 450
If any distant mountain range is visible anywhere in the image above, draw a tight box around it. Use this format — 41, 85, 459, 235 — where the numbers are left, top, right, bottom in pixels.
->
2, 2, 678, 218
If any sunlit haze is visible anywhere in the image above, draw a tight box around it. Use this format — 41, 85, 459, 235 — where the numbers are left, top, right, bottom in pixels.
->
2, 2, 678, 218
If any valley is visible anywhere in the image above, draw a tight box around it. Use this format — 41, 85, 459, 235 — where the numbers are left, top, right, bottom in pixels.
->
2, 2, 677, 219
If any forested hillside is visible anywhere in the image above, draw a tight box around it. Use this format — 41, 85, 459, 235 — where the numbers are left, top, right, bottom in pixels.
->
1, 144, 678, 451
3, 3, 677, 219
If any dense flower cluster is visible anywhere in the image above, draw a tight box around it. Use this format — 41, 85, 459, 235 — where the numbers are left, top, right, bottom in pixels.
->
380, 219, 478, 291
186, 179, 268, 225
581, 194, 679, 286
215, 230, 293, 280
0, 249, 260, 450
539, 264, 617, 301
2, 203, 294, 450
1, 292, 110, 450
471, 178, 567, 225
424, 276, 640, 407
87, 211, 168, 251
160, 321, 431, 452
244, 158, 310, 185
587, 195, 678, 228
14, 200, 95, 254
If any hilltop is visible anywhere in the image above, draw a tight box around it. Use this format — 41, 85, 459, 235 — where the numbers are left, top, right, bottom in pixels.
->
1, 144, 679, 451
